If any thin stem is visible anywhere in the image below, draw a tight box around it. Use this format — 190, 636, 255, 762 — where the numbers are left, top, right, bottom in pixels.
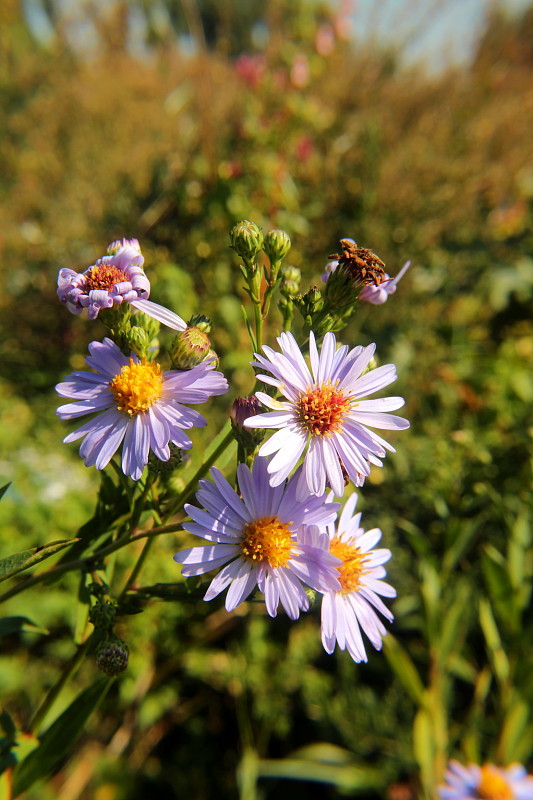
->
119, 536, 155, 599
29, 638, 91, 735
0, 429, 236, 606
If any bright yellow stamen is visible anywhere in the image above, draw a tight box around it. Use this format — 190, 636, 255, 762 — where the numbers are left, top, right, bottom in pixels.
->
84, 264, 128, 291
477, 766, 513, 800
109, 359, 163, 416
297, 382, 351, 436
329, 537, 368, 594
241, 516, 294, 568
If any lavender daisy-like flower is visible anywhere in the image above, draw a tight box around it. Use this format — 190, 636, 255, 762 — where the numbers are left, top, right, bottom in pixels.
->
56, 337, 228, 480
57, 239, 187, 330
438, 760, 533, 800
305, 493, 395, 662
243, 331, 409, 498
174, 456, 342, 619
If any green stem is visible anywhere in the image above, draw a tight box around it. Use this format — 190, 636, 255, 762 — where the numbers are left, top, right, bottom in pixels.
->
119, 536, 155, 599
0, 428, 236, 606
29, 638, 91, 735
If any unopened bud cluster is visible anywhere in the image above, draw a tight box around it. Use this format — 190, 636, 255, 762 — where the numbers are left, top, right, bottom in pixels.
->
89, 600, 129, 677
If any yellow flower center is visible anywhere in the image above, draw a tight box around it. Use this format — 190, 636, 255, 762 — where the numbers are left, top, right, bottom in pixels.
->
329, 537, 368, 593
241, 516, 294, 568
297, 383, 351, 436
84, 264, 129, 291
477, 766, 513, 800
109, 359, 163, 416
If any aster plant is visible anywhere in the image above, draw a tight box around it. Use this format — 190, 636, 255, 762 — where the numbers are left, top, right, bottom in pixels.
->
5, 222, 420, 798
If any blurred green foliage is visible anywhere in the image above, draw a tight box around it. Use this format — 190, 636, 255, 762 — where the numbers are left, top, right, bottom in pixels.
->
0, 1, 532, 798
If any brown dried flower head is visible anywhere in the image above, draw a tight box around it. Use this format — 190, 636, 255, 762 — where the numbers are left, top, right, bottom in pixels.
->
329, 239, 387, 287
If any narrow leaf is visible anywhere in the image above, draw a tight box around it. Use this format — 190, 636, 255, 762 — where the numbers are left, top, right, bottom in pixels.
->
12, 678, 112, 797
0, 484, 11, 502
382, 634, 425, 704
0, 617, 49, 637
0, 540, 79, 583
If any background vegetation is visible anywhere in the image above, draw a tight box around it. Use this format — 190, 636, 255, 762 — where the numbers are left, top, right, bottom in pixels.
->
0, 1, 532, 798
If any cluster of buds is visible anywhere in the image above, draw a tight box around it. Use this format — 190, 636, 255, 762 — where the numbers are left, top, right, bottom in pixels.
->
89, 600, 129, 677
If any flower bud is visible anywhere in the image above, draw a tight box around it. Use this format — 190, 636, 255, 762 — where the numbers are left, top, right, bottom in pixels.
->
148, 443, 183, 475
126, 326, 150, 358
187, 314, 212, 333
96, 635, 129, 677
89, 601, 117, 631
303, 285, 324, 314
263, 229, 291, 263
170, 327, 212, 370
107, 238, 142, 255
280, 265, 301, 298
229, 220, 264, 261
231, 396, 265, 449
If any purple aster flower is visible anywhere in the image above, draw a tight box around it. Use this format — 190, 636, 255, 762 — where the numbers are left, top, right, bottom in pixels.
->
57, 240, 187, 331
173, 456, 342, 619
323, 256, 411, 305
304, 492, 395, 662
56, 337, 228, 480
243, 331, 409, 498
438, 760, 533, 800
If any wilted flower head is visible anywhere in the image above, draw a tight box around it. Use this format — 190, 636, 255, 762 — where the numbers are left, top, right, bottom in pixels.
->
57, 241, 149, 319
56, 337, 228, 480
244, 331, 409, 498
323, 251, 411, 306
438, 760, 533, 800
57, 240, 187, 331
174, 456, 342, 620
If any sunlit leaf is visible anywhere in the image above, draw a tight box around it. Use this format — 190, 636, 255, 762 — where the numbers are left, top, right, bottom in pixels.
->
0, 540, 79, 583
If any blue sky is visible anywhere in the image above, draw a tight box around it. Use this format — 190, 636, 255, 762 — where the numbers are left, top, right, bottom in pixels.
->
349, 0, 531, 72
23, 0, 532, 72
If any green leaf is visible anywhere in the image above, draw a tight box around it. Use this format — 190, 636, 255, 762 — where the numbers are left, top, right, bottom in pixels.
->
0, 540, 79, 583
382, 634, 425, 704
0, 617, 49, 637
481, 548, 520, 633
438, 579, 471, 664
0, 484, 11, 502
479, 598, 510, 685
498, 696, 529, 764
12, 678, 112, 797
413, 706, 435, 792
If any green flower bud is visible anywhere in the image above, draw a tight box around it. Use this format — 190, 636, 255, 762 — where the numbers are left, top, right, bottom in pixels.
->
89, 601, 117, 631
96, 634, 129, 677
280, 265, 301, 299
170, 327, 212, 370
263, 229, 291, 263
187, 314, 212, 333
126, 326, 150, 358
303, 285, 324, 314
148, 443, 183, 475
229, 220, 264, 261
